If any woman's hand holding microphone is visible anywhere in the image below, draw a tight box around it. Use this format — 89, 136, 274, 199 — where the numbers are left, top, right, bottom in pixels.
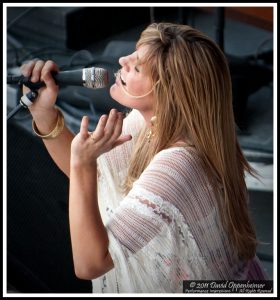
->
20, 59, 60, 136
20, 59, 131, 165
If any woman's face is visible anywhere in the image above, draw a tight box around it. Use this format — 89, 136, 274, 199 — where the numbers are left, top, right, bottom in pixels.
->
110, 45, 155, 112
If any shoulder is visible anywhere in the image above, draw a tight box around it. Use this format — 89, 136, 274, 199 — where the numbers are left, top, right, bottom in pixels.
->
148, 146, 202, 174
156, 146, 196, 160
132, 146, 213, 213
138, 146, 206, 187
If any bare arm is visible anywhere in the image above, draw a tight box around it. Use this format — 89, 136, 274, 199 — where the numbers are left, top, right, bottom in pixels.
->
41, 122, 74, 177
33, 107, 74, 177
69, 113, 131, 279
21, 59, 74, 177
69, 161, 113, 279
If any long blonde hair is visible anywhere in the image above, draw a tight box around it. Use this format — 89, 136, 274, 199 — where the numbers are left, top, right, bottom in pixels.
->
124, 23, 257, 260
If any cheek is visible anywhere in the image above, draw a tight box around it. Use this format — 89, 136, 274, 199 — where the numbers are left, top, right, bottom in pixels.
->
127, 81, 142, 94
127, 77, 152, 95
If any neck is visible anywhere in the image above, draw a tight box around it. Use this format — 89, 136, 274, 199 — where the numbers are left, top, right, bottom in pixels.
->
138, 110, 154, 127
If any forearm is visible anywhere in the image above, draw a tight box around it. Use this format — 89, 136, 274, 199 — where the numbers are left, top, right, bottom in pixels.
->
69, 161, 110, 278
31, 107, 74, 177
67, 111, 128, 279
42, 126, 74, 177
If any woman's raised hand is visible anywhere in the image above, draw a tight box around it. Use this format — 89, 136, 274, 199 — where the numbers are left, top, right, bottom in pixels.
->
71, 109, 132, 167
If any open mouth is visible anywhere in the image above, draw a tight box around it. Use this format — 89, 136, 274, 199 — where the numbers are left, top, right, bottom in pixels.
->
114, 70, 127, 87
120, 73, 126, 86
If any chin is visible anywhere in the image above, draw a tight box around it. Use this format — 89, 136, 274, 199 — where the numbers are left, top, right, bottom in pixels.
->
110, 85, 132, 108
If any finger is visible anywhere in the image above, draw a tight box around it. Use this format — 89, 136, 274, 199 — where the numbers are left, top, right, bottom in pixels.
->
93, 114, 108, 140
109, 112, 124, 142
41, 60, 60, 88
20, 60, 38, 77
112, 134, 132, 148
80, 116, 89, 138
103, 109, 118, 140
30, 60, 45, 82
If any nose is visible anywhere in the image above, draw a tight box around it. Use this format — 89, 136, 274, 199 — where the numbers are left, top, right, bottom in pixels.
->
119, 55, 130, 71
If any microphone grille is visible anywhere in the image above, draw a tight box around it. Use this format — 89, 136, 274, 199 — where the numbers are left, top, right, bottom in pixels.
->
83, 67, 109, 89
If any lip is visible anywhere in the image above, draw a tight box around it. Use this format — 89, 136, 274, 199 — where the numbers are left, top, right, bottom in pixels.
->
115, 76, 121, 86
115, 72, 127, 88
120, 74, 126, 86
114, 70, 122, 86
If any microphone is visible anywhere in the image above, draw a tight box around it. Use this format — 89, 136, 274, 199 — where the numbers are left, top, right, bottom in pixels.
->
7, 67, 109, 121
7, 66, 109, 90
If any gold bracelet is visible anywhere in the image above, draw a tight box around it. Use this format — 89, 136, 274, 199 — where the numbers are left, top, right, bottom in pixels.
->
32, 108, 65, 139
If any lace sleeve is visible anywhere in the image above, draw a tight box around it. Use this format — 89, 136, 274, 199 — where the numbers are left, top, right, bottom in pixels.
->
94, 147, 268, 292
106, 189, 211, 293
101, 148, 212, 293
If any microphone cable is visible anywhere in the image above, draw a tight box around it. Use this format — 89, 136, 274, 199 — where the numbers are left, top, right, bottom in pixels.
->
7, 104, 24, 121
7, 90, 38, 121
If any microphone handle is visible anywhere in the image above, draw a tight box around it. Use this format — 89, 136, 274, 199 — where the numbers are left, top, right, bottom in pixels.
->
7, 75, 23, 84
7, 75, 46, 90
7, 69, 84, 89
53, 69, 84, 86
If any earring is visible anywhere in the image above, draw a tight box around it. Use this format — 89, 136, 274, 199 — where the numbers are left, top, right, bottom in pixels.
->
146, 116, 157, 142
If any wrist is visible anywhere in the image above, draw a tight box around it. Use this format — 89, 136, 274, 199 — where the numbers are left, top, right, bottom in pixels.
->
31, 107, 59, 135
70, 157, 97, 171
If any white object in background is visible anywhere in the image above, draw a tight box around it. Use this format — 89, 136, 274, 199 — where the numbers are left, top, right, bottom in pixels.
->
245, 162, 273, 192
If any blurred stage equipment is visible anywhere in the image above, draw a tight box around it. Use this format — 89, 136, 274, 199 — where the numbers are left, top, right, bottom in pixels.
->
7, 7, 151, 50
7, 122, 92, 292
213, 7, 273, 131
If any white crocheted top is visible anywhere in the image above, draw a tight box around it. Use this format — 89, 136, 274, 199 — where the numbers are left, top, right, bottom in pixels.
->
92, 109, 268, 293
